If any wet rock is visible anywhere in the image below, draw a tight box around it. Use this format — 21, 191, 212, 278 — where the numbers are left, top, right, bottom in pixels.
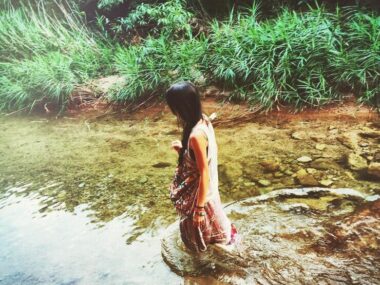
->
244, 181, 255, 187
162, 188, 380, 285
280, 176, 295, 185
295, 169, 319, 186
291, 131, 308, 140
310, 158, 340, 171
336, 133, 359, 150
368, 162, 380, 179
315, 143, 326, 151
359, 130, 380, 139
310, 134, 326, 142
259, 160, 280, 172
319, 180, 333, 187
257, 179, 271, 187
345, 153, 367, 172
306, 168, 317, 174
297, 156, 312, 163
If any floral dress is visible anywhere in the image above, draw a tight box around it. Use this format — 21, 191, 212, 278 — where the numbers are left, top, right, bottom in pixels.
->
169, 115, 237, 252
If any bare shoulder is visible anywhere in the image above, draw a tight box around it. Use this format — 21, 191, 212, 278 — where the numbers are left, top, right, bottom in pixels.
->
189, 130, 208, 150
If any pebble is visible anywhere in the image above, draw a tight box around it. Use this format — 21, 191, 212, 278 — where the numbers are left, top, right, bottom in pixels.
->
315, 143, 326, 151
257, 179, 271, 187
297, 156, 313, 163
319, 180, 333, 187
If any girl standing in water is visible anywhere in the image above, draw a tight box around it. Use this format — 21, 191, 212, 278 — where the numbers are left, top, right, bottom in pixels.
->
166, 81, 237, 252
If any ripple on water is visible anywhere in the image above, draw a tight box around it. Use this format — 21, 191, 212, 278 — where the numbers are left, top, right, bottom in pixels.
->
162, 187, 380, 285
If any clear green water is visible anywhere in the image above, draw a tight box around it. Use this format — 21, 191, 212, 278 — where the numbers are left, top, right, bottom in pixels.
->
0, 114, 378, 284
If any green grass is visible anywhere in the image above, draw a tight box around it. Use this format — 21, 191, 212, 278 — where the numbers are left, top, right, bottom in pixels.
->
0, 0, 378, 113
0, 0, 113, 112
109, 34, 208, 102
205, 3, 379, 109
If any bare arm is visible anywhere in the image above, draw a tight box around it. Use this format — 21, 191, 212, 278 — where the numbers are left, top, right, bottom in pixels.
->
189, 131, 209, 208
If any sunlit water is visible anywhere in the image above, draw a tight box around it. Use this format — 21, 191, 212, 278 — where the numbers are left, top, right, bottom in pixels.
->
0, 115, 379, 284
162, 188, 380, 284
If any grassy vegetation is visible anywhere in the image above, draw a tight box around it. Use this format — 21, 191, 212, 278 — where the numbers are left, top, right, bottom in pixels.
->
0, 0, 378, 113
0, 1, 113, 111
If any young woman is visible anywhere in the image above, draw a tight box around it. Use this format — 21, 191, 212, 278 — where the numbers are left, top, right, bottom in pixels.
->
166, 81, 237, 252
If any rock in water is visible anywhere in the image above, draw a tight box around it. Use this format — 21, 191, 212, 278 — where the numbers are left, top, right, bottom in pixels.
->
295, 169, 319, 186
161, 188, 379, 284
297, 156, 313, 163
345, 153, 367, 172
259, 160, 280, 172
368, 162, 380, 179
337, 132, 360, 150
257, 179, 271, 187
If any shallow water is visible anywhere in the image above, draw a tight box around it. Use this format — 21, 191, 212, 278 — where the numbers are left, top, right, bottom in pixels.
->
162, 188, 380, 284
0, 114, 379, 284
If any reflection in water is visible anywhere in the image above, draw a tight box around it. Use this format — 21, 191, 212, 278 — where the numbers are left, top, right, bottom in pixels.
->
0, 116, 379, 284
0, 184, 179, 284
162, 188, 380, 284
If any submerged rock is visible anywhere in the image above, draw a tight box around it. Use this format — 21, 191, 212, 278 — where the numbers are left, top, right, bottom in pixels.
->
337, 132, 360, 150
345, 153, 368, 172
259, 160, 280, 172
368, 162, 380, 179
162, 188, 379, 284
297, 156, 313, 163
257, 179, 271, 187
295, 169, 319, 186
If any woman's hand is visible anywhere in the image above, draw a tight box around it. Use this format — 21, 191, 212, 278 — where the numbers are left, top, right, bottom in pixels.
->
192, 208, 206, 228
171, 140, 182, 153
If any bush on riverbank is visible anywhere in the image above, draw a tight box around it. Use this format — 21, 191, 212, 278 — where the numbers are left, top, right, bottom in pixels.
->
0, 0, 378, 113
0, 1, 113, 111
204, 5, 379, 108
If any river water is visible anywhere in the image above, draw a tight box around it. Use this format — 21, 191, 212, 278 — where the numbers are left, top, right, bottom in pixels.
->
0, 114, 379, 284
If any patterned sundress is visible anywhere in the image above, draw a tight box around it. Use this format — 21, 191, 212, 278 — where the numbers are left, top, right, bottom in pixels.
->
169, 114, 237, 252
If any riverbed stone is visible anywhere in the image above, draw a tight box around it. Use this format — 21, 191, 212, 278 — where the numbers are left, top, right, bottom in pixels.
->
337, 133, 359, 150
257, 179, 271, 187
319, 179, 333, 187
310, 158, 340, 171
315, 143, 326, 151
359, 129, 380, 139
259, 160, 280, 172
345, 153, 367, 172
274, 172, 284, 178
295, 169, 319, 186
310, 134, 326, 142
291, 131, 307, 140
306, 168, 317, 174
367, 162, 380, 179
297, 156, 313, 163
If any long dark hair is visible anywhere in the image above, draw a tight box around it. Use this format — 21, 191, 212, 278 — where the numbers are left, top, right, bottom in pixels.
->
165, 81, 204, 166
